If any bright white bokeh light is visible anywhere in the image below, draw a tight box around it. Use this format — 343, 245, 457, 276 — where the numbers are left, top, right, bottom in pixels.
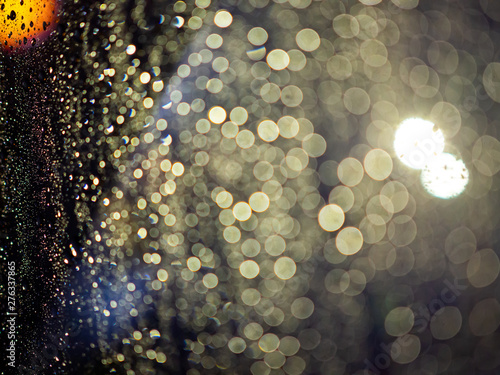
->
421, 153, 469, 199
394, 118, 445, 170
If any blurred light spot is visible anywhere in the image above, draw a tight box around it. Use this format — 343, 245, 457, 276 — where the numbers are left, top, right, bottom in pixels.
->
295, 28, 320, 52
385, 307, 414, 337
216, 191, 233, 208
333, 14, 360, 38
233, 202, 252, 221
324, 269, 350, 294
187, 257, 201, 272
228, 337, 247, 354
249, 192, 270, 212
430, 306, 462, 340
171, 16, 184, 28
230, 107, 248, 125
157, 269, 168, 282
394, 118, 445, 170
140, 72, 151, 84
337, 157, 364, 187
214, 10, 232, 28
469, 298, 500, 336
248, 27, 268, 45
421, 153, 469, 199
137, 228, 147, 239
278, 336, 300, 356
240, 260, 260, 279
467, 248, 499, 288
267, 49, 290, 70
472, 135, 500, 176
291, 297, 314, 319
208, 106, 227, 124
318, 204, 345, 232
265, 235, 286, 256
258, 120, 280, 142
364, 148, 393, 181
274, 257, 296, 280
203, 273, 219, 288
329, 186, 354, 212
390, 334, 420, 364
259, 333, 280, 353
336, 227, 363, 255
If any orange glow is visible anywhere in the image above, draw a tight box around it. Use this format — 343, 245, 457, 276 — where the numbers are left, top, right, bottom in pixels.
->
0, 0, 59, 51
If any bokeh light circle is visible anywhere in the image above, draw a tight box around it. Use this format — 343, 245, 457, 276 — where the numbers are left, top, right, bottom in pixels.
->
318, 204, 345, 232
420, 153, 469, 199
394, 118, 445, 170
